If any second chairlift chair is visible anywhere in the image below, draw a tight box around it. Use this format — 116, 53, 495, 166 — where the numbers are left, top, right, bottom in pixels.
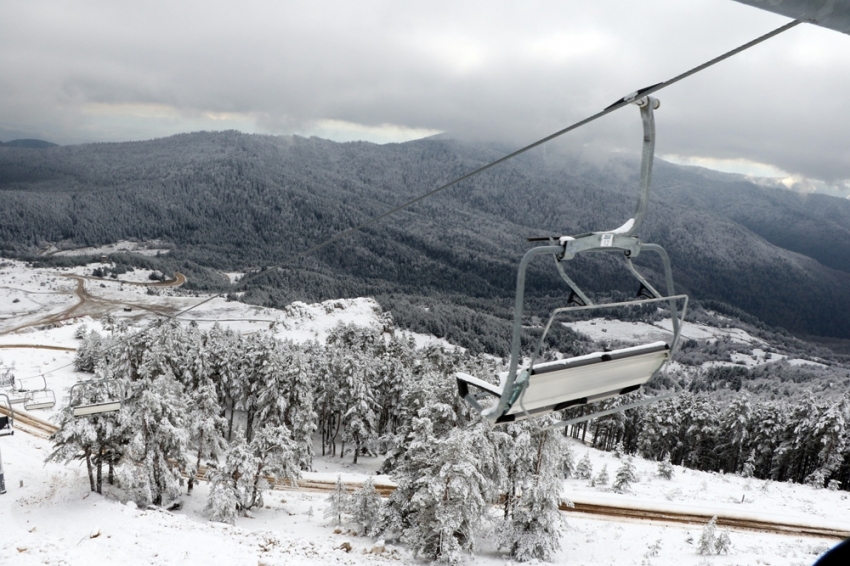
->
457, 96, 688, 428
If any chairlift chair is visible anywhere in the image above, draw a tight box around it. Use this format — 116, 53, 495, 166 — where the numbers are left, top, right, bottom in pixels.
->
0, 393, 13, 437
24, 389, 56, 411
4, 374, 50, 407
0, 368, 14, 390
69, 379, 123, 417
457, 97, 688, 428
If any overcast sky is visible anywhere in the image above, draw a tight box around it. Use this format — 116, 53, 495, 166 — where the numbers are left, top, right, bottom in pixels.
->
1, 0, 848, 196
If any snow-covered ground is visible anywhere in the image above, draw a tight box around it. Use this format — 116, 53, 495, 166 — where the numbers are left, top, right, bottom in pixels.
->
1, 425, 842, 566
43, 240, 171, 257
566, 317, 765, 347
0, 258, 846, 565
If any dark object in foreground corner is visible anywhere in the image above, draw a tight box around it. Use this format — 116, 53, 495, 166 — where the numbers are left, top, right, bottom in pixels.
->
814, 539, 850, 566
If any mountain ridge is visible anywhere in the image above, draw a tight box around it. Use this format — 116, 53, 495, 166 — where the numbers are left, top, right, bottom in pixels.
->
1, 130, 849, 344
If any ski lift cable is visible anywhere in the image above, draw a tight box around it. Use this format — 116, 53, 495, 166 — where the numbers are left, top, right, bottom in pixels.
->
18, 18, 801, 383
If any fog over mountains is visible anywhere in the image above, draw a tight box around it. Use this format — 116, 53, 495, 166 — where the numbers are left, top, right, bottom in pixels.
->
1, 131, 849, 348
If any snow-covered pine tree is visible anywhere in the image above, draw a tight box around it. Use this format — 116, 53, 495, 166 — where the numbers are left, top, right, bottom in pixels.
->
204, 424, 300, 523
657, 453, 674, 480
349, 476, 384, 536
715, 528, 731, 554
324, 474, 350, 526
697, 516, 717, 555
205, 439, 256, 524
245, 424, 301, 510
805, 399, 847, 487
741, 451, 755, 478
593, 464, 609, 487
383, 409, 499, 565
74, 329, 105, 373
576, 452, 593, 479
118, 325, 190, 508
47, 404, 101, 492
563, 441, 575, 478
613, 441, 625, 459
280, 342, 317, 471
613, 456, 638, 493
186, 376, 228, 494
718, 396, 751, 473
498, 419, 567, 562
336, 338, 379, 463
48, 361, 128, 494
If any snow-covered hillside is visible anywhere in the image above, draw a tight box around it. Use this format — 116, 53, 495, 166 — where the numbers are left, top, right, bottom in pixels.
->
1, 425, 843, 565
1, 258, 848, 565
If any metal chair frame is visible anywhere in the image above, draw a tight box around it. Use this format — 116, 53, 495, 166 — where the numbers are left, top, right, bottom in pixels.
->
457, 97, 687, 427
69, 379, 123, 417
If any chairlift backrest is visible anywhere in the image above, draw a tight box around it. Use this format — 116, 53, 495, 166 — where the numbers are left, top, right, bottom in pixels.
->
24, 389, 56, 411
69, 379, 123, 417
15, 374, 47, 392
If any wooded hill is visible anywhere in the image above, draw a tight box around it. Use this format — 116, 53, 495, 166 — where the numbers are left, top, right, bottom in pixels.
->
1, 131, 849, 348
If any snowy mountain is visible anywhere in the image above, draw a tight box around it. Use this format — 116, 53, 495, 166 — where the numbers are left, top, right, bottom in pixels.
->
2, 132, 850, 347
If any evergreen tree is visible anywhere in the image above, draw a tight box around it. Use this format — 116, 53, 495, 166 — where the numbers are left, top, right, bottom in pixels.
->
349, 476, 383, 535
186, 376, 227, 494
498, 420, 567, 562
613, 441, 625, 459
613, 456, 638, 493
383, 412, 499, 565
563, 441, 575, 479
593, 464, 609, 487
697, 516, 717, 555
715, 528, 732, 554
325, 474, 350, 526
119, 333, 189, 508
657, 453, 674, 480
576, 452, 593, 480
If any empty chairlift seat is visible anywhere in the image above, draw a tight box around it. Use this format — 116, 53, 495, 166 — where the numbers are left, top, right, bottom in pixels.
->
24, 389, 56, 411
70, 380, 123, 417
457, 341, 669, 423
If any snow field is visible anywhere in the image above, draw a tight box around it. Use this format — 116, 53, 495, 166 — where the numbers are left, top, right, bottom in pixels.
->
0, 431, 840, 566
0, 258, 847, 565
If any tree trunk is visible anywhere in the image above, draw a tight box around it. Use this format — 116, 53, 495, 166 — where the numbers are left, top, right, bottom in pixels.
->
227, 398, 235, 441
86, 450, 95, 492
246, 408, 254, 443
96, 447, 103, 494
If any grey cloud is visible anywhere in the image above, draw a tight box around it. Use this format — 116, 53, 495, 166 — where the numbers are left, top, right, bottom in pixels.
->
0, 0, 848, 184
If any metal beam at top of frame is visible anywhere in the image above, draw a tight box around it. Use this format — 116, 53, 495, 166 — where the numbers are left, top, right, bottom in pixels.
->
732, 0, 850, 36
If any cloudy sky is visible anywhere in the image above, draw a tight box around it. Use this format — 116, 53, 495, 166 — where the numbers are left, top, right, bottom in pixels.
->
1, 0, 848, 196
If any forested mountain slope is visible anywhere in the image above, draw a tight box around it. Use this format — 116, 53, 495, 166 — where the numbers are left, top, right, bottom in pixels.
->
1, 131, 849, 344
